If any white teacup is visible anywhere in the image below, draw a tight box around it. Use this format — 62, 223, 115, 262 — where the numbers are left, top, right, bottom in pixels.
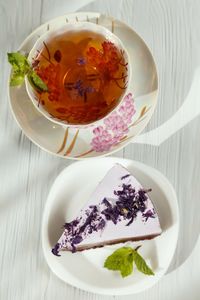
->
25, 21, 131, 128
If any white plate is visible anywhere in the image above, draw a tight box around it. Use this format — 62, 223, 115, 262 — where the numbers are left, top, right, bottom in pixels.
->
42, 157, 179, 295
9, 12, 158, 159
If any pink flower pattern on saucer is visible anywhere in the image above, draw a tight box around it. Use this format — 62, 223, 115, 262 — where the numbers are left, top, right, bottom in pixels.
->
91, 93, 136, 152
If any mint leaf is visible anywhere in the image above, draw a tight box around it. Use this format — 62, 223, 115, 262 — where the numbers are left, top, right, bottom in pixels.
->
104, 247, 134, 277
7, 52, 30, 73
120, 257, 133, 277
104, 246, 154, 278
10, 72, 25, 86
7, 52, 48, 92
132, 250, 154, 275
8, 52, 30, 87
28, 71, 48, 92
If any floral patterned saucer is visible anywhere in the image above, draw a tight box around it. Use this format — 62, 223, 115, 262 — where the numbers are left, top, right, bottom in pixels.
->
9, 12, 158, 159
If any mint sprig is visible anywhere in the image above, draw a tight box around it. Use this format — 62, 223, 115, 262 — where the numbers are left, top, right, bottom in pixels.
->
132, 249, 154, 275
104, 246, 154, 278
28, 71, 48, 92
7, 52, 48, 92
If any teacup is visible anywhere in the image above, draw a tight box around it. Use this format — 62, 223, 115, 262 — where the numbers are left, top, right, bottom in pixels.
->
25, 21, 131, 128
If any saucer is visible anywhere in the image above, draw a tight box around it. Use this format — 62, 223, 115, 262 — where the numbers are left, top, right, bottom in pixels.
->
9, 12, 158, 159
42, 157, 179, 295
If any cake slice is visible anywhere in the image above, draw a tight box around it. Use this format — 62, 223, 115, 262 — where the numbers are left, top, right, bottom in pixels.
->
52, 164, 162, 256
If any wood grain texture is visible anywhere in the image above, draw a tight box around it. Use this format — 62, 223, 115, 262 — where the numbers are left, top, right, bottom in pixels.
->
0, 0, 200, 299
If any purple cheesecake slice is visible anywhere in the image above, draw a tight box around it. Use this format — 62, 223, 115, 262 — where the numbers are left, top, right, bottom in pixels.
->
52, 164, 162, 256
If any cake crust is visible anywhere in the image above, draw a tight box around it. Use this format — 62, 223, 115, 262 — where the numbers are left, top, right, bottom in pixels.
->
62, 233, 161, 252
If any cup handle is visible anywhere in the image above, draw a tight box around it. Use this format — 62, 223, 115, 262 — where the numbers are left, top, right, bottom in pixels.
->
133, 67, 200, 146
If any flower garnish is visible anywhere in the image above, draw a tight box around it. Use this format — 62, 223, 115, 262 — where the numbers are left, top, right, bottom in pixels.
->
76, 57, 86, 65
54, 50, 62, 63
142, 209, 156, 222
86, 41, 128, 89
74, 79, 95, 101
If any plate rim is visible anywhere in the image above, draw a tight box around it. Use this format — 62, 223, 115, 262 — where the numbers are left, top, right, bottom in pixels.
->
42, 157, 179, 295
8, 12, 159, 160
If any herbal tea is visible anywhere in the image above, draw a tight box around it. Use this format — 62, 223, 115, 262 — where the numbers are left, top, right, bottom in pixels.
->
32, 29, 128, 125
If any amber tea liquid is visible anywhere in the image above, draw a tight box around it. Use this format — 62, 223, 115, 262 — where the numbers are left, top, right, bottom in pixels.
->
34, 30, 128, 125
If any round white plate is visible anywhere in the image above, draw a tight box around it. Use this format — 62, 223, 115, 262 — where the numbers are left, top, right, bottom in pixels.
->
42, 157, 179, 295
9, 12, 158, 159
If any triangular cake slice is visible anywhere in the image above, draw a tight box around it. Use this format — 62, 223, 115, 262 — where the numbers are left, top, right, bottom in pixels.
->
52, 164, 162, 256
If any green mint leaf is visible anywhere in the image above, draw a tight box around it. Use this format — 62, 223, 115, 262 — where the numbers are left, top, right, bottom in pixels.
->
104, 246, 154, 278
104, 247, 134, 278
120, 258, 133, 278
7, 52, 30, 73
7, 52, 48, 92
28, 71, 48, 92
8, 52, 30, 87
10, 72, 25, 86
132, 250, 154, 276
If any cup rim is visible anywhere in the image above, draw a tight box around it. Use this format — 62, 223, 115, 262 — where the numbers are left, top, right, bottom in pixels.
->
25, 21, 132, 128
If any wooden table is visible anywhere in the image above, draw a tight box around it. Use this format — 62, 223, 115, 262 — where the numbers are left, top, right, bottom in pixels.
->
0, 0, 200, 299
